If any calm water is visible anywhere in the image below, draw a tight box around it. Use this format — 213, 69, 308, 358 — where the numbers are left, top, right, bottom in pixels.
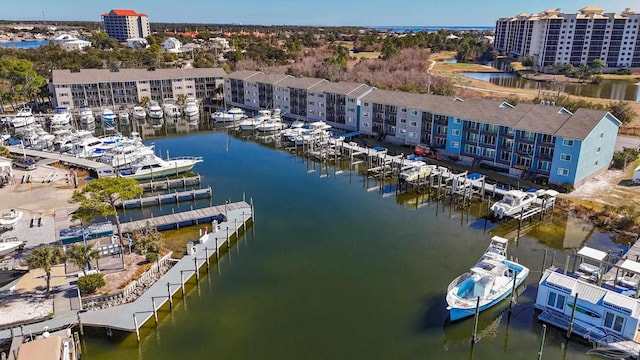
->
82, 128, 621, 359
460, 71, 640, 102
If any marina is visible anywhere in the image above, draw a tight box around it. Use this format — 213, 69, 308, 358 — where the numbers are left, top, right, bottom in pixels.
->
0, 130, 628, 359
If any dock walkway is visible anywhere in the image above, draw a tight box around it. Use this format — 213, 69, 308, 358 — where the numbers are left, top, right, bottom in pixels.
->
118, 202, 244, 233
6, 146, 114, 178
0, 201, 253, 340
117, 187, 212, 208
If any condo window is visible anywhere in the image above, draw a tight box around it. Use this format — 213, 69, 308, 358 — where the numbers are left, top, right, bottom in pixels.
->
560, 153, 572, 161
557, 168, 569, 176
547, 292, 566, 310
450, 141, 459, 148
562, 139, 574, 147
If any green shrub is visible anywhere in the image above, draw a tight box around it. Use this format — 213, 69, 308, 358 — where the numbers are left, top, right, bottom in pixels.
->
145, 252, 158, 263
78, 273, 105, 295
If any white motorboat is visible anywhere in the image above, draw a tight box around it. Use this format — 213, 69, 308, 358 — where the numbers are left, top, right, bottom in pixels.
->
490, 189, 538, 219
0, 240, 24, 255
50, 106, 72, 127
211, 108, 246, 123
118, 154, 203, 180
446, 236, 529, 321
399, 163, 438, 182
163, 102, 181, 119
101, 109, 116, 130
147, 101, 164, 119
10, 107, 36, 128
183, 97, 200, 118
238, 110, 271, 131
0, 209, 23, 230
132, 106, 147, 121
256, 109, 286, 132
118, 111, 130, 124
79, 105, 95, 125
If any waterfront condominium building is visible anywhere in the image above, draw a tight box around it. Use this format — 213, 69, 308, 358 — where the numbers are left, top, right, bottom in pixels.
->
50, 68, 226, 109
224, 70, 620, 187
494, 7, 640, 70
224, 70, 374, 131
101, 9, 151, 42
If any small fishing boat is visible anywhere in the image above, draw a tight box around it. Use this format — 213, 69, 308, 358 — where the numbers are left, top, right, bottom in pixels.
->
445, 236, 529, 321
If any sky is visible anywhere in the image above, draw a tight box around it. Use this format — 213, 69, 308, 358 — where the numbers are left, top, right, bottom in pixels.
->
2, 0, 636, 27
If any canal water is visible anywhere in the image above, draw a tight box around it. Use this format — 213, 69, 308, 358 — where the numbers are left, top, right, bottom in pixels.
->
460, 71, 640, 102
82, 128, 623, 359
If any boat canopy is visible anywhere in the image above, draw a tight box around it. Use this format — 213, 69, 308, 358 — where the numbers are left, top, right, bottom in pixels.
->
577, 246, 608, 262
621, 259, 640, 275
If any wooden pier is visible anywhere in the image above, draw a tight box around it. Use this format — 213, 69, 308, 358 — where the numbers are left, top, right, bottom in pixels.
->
138, 175, 202, 192
0, 201, 253, 341
118, 201, 245, 233
117, 187, 212, 208
6, 145, 114, 178
81, 201, 253, 335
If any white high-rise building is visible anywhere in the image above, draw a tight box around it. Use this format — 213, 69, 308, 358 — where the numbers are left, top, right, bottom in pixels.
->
101, 9, 150, 42
495, 7, 640, 71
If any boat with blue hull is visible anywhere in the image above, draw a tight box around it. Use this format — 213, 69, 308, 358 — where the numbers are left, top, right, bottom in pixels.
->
446, 236, 529, 321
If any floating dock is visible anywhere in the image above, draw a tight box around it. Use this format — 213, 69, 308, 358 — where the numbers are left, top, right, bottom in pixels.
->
6, 146, 114, 178
138, 175, 202, 192
0, 201, 253, 341
118, 201, 246, 233
117, 187, 212, 208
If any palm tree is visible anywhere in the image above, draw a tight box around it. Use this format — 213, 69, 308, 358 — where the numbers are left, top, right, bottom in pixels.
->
27, 246, 65, 297
139, 96, 151, 107
66, 243, 100, 275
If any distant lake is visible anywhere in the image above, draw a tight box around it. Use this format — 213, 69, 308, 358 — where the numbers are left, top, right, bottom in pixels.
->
0, 40, 49, 49
460, 71, 640, 102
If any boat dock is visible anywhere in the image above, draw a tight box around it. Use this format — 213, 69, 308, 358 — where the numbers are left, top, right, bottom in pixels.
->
6, 145, 114, 178
118, 201, 245, 233
117, 187, 212, 208
138, 175, 202, 192
0, 201, 253, 342
82, 201, 252, 337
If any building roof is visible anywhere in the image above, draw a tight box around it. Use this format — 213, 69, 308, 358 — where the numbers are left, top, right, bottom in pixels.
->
245, 73, 292, 85
226, 70, 262, 80
51, 68, 227, 84
102, 9, 148, 17
361, 90, 613, 140
278, 76, 328, 90
310, 81, 374, 98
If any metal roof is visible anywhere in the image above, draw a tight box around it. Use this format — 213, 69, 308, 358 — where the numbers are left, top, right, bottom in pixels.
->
578, 247, 608, 262
545, 271, 577, 292
603, 292, 639, 315
621, 260, 640, 274
573, 281, 607, 304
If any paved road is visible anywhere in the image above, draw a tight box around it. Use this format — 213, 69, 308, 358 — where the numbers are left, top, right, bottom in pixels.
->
616, 135, 640, 152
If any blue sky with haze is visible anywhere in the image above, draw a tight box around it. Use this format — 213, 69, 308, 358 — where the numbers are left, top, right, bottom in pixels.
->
3, 1, 635, 26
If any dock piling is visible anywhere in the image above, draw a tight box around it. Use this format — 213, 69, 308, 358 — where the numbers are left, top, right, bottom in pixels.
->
152, 298, 158, 326
133, 313, 140, 343
180, 272, 185, 297
471, 296, 480, 343
167, 282, 173, 310
537, 325, 547, 360
204, 248, 210, 271
194, 258, 200, 281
